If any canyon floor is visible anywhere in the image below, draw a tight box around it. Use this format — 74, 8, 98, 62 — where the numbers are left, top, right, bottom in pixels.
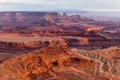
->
0, 12, 120, 80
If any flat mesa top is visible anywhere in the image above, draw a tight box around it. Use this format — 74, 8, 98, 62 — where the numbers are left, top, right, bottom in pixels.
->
0, 33, 61, 43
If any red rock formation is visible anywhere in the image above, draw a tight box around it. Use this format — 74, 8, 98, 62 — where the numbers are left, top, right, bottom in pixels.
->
1, 45, 119, 80
72, 47, 120, 79
0, 12, 120, 49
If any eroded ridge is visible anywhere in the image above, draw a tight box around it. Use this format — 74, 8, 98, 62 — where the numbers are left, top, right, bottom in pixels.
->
72, 47, 120, 79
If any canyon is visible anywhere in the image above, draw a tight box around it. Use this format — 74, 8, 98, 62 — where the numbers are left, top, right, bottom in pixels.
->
0, 12, 120, 80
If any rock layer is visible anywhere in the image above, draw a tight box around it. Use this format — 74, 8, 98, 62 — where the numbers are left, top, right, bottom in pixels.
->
0, 45, 120, 80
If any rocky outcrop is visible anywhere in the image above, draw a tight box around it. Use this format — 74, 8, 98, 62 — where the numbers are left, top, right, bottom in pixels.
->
0, 12, 120, 80
0, 39, 66, 49
0, 12, 120, 50
62, 36, 89, 47
0, 45, 120, 80
72, 47, 120, 79
0, 12, 59, 25
0, 41, 48, 49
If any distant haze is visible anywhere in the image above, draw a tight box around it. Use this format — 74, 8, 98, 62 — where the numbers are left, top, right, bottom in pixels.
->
64, 11, 120, 21
0, 0, 120, 11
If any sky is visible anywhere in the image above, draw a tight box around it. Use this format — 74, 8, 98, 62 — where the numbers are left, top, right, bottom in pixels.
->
0, 0, 120, 11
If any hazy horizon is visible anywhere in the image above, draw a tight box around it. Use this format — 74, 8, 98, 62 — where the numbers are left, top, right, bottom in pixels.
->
0, 0, 120, 12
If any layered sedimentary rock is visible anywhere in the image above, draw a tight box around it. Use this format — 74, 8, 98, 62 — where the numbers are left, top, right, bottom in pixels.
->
72, 47, 120, 80
0, 12, 120, 80
0, 12, 120, 49
0, 12, 60, 25
0, 33, 67, 49
0, 39, 66, 49
0, 45, 120, 80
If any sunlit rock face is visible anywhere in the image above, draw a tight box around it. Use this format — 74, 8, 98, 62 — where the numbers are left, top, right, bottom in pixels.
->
0, 12, 120, 80
0, 45, 120, 80
72, 47, 120, 80
0, 12, 120, 50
